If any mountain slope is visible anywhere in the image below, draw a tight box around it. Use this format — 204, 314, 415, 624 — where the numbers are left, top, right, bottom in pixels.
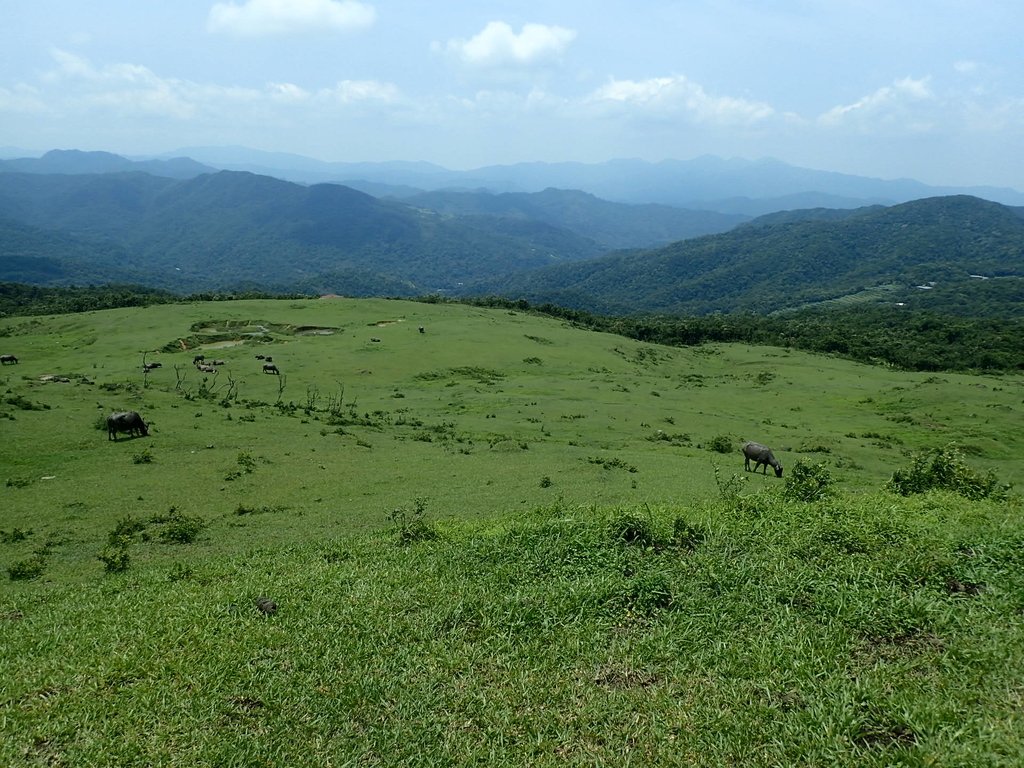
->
466, 196, 1024, 315
401, 187, 747, 248
0, 170, 603, 292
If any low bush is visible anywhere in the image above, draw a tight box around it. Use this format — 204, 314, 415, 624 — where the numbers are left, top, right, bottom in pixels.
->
7, 554, 46, 581
389, 498, 439, 546
152, 508, 207, 544
706, 434, 733, 454
886, 444, 1009, 500
784, 460, 835, 502
98, 544, 131, 573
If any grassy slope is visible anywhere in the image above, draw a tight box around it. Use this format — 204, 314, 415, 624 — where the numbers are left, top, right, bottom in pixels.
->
2, 298, 1023, 765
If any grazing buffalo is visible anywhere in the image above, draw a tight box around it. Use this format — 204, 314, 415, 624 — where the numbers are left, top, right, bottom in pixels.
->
743, 441, 783, 477
107, 411, 148, 441
263, 363, 279, 375
193, 354, 205, 365
143, 362, 162, 371
0, 354, 18, 365
418, 326, 425, 334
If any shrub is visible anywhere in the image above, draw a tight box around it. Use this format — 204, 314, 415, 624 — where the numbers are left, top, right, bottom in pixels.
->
886, 445, 1009, 500
0, 527, 32, 544
108, 516, 148, 545
132, 448, 154, 464
152, 508, 207, 544
98, 544, 131, 573
389, 498, 439, 546
706, 435, 733, 454
784, 460, 835, 502
8, 554, 46, 581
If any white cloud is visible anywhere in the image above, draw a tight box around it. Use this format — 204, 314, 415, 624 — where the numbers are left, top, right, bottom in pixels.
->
267, 82, 310, 103
0, 84, 45, 114
322, 79, 399, 104
818, 77, 933, 128
31, 49, 403, 126
588, 75, 775, 125
438, 21, 576, 68
207, 0, 375, 38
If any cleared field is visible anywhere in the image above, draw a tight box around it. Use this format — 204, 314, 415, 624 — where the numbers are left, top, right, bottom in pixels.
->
2, 298, 1022, 766
1, 297, 1022, 580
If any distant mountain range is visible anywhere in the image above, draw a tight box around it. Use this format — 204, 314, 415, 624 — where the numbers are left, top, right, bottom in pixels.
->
4, 147, 1024, 214
1, 150, 1023, 318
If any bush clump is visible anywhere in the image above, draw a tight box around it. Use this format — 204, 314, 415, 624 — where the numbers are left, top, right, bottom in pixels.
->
8, 554, 47, 581
886, 445, 1009, 500
706, 435, 733, 454
389, 498, 439, 546
784, 460, 835, 502
152, 508, 207, 544
98, 544, 131, 573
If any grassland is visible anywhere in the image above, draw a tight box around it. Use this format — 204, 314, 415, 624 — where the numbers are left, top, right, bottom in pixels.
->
2, 297, 1023, 765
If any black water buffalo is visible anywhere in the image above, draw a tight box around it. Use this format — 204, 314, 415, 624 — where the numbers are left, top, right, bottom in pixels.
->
0, 354, 17, 365
143, 362, 162, 371
743, 441, 783, 477
193, 354, 205, 365
107, 411, 149, 441
263, 363, 279, 375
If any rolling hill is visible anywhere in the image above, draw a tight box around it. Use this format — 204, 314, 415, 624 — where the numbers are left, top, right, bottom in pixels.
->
1, 297, 1022, 765
468, 195, 1024, 315
0, 170, 606, 293
2, 164, 1023, 319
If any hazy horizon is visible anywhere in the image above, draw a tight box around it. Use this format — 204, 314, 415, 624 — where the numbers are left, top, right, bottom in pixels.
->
3, 1, 1023, 189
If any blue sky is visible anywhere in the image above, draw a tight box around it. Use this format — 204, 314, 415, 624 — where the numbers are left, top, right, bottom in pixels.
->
2, 0, 1022, 188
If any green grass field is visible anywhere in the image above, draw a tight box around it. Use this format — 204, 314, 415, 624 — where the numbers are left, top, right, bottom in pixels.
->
2, 298, 1023, 765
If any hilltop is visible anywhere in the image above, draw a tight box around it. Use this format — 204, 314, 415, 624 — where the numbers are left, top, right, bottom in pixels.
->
2, 297, 1022, 765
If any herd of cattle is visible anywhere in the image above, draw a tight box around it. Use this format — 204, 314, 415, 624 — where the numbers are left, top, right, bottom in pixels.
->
6, 348, 785, 473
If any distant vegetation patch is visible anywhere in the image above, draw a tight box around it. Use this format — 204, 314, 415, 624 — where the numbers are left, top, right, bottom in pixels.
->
163, 319, 338, 352
415, 366, 505, 385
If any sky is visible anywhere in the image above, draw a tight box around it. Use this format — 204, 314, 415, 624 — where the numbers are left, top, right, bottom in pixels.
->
1, 0, 1023, 188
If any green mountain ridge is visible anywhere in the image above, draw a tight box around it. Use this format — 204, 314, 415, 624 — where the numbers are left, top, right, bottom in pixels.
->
472, 195, 1024, 315
1, 168, 1023, 318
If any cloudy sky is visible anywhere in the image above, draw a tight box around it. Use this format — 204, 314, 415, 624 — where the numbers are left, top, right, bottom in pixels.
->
2, 0, 1022, 188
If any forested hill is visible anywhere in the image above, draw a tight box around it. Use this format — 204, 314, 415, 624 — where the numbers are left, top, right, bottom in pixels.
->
399, 188, 746, 248
468, 195, 1024, 316
0, 167, 757, 295
0, 170, 606, 294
